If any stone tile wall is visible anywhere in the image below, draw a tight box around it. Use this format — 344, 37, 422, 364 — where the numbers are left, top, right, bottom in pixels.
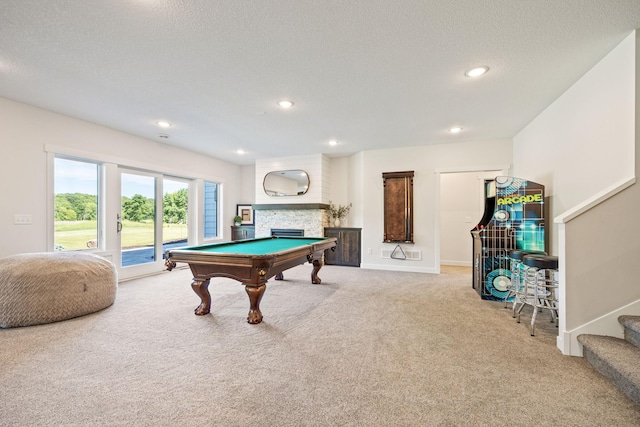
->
255, 209, 330, 238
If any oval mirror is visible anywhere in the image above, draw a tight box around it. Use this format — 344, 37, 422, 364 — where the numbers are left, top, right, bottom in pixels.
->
263, 170, 310, 196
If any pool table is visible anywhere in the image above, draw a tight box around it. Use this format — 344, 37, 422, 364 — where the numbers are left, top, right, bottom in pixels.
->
164, 236, 337, 324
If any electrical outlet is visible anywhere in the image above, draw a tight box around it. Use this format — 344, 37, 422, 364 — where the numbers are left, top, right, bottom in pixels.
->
367, 248, 372, 255
14, 214, 33, 225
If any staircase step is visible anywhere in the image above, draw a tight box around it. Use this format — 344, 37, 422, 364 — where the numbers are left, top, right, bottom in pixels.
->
578, 334, 640, 405
619, 315, 640, 348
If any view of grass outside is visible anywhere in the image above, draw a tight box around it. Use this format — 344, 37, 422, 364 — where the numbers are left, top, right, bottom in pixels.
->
55, 186, 188, 250
55, 220, 188, 250
54, 158, 195, 254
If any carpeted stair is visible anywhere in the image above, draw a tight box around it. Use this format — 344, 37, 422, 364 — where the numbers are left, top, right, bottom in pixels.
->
578, 315, 640, 405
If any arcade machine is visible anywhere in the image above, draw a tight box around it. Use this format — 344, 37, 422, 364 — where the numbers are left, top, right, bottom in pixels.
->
470, 176, 545, 300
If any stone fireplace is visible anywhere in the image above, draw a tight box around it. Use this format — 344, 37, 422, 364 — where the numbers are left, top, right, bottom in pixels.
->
254, 204, 331, 238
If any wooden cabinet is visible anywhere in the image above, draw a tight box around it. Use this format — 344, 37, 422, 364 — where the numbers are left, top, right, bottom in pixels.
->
324, 227, 361, 267
231, 226, 255, 241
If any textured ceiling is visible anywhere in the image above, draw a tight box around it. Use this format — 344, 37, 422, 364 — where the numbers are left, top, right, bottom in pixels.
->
1, 1, 639, 165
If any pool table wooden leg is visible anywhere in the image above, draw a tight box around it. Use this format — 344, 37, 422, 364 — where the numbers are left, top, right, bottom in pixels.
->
191, 278, 211, 315
245, 283, 266, 324
311, 258, 323, 284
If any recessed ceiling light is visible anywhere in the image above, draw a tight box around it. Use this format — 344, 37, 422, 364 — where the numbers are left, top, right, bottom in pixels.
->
277, 100, 294, 109
156, 121, 172, 128
236, 149, 245, 155
464, 66, 489, 77
328, 139, 339, 146
449, 127, 463, 134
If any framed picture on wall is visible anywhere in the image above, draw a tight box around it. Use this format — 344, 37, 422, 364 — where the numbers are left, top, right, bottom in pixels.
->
236, 204, 254, 225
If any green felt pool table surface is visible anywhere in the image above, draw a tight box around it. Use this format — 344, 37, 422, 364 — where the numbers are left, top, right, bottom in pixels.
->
176, 237, 331, 255
164, 236, 337, 324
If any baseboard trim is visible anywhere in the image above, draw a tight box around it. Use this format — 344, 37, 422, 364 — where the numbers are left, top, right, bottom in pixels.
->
440, 260, 472, 267
561, 298, 640, 356
360, 263, 437, 274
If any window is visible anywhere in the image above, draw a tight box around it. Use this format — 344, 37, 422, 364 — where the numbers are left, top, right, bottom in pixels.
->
163, 178, 189, 247
54, 157, 100, 251
203, 181, 218, 239
120, 171, 157, 265
49, 147, 221, 266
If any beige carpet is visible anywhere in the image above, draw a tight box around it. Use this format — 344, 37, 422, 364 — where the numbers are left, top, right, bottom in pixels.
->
1, 264, 639, 426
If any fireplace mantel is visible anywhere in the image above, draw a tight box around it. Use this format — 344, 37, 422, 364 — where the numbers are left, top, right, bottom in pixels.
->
252, 203, 329, 210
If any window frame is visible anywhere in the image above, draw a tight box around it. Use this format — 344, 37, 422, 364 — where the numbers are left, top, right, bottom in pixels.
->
203, 180, 220, 240
46, 144, 224, 267
50, 154, 105, 252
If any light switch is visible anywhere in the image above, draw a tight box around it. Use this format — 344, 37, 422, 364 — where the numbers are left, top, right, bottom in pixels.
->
14, 214, 32, 225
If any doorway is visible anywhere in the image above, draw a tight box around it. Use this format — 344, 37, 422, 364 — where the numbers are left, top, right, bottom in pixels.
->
118, 169, 190, 279
437, 169, 505, 270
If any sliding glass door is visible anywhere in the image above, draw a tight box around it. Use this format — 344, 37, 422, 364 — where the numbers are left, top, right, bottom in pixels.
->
49, 149, 217, 281
161, 178, 189, 253
120, 171, 158, 271
118, 170, 191, 279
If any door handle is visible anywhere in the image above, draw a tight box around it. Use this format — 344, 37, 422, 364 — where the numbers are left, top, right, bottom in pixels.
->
117, 214, 122, 233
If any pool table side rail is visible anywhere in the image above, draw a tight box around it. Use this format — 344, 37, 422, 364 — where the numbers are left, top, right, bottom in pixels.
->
165, 238, 336, 262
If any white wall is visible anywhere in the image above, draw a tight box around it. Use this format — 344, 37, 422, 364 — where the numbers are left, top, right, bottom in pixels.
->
0, 97, 244, 258
348, 152, 365, 229
1, 93, 510, 278
359, 139, 512, 273
513, 31, 639, 355
513, 31, 637, 255
328, 156, 353, 225
254, 154, 329, 204
240, 165, 256, 204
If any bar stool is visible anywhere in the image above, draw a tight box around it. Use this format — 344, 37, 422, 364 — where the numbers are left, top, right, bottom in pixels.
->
506, 249, 546, 315
517, 254, 559, 336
